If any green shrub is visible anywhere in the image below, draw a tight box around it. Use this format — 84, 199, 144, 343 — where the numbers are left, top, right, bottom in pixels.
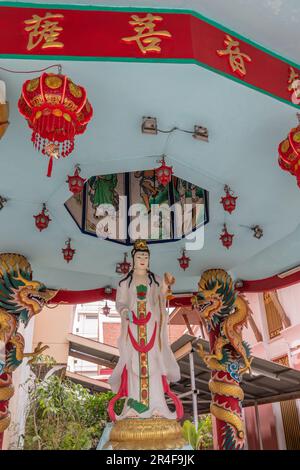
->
23, 368, 123, 450
182, 415, 213, 450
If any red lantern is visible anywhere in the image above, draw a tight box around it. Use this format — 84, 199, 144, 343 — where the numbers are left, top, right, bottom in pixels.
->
116, 253, 131, 275
102, 301, 111, 316
178, 250, 190, 270
18, 72, 93, 177
278, 117, 300, 188
289, 126, 300, 155
220, 185, 237, 214
155, 155, 173, 187
62, 238, 75, 263
220, 224, 234, 249
278, 138, 298, 173
67, 166, 86, 195
34, 204, 51, 231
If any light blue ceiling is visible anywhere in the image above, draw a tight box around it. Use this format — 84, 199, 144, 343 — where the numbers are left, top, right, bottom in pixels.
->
0, 1, 300, 293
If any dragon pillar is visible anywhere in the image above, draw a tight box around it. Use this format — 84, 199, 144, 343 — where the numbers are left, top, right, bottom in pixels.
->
0, 253, 57, 449
192, 269, 252, 450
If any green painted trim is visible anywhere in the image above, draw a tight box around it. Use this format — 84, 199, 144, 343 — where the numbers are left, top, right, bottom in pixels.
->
1, 1, 300, 69
0, 53, 299, 110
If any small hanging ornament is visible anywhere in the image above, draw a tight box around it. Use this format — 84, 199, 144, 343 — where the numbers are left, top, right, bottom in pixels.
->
220, 185, 238, 214
18, 72, 93, 177
155, 155, 173, 187
220, 223, 234, 249
0, 80, 9, 140
34, 204, 51, 231
62, 238, 76, 263
116, 253, 131, 275
178, 249, 190, 270
67, 165, 86, 195
102, 301, 111, 316
0, 195, 8, 210
251, 225, 263, 239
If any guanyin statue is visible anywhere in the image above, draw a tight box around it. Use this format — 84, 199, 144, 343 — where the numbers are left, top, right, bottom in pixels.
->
106, 239, 186, 449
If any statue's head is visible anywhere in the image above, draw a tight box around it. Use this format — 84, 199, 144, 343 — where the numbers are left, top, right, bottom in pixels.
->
131, 239, 150, 272
195, 269, 236, 328
0, 253, 57, 326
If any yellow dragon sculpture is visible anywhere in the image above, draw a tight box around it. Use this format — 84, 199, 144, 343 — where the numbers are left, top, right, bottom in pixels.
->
192, 269, 252, 450
0, 253, 57, 434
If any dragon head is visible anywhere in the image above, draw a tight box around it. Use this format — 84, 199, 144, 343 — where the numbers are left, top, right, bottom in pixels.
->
195, 269, 236, 328
0, 253, 57, 326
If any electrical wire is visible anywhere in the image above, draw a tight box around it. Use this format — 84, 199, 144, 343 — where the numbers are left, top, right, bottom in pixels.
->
0, 64, 62, 74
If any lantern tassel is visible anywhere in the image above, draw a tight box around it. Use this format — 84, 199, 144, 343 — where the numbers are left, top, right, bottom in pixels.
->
47, 157, 53, 178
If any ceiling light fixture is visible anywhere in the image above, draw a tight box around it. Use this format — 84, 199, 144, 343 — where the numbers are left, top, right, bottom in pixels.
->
141, 117, 209, 141
0, 80, 9, 140
278, 265, 300, 279
0, 195, 8, 210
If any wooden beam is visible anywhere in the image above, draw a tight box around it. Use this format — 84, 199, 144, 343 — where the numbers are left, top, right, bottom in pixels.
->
66, 371, 111, 391
67, 333, 119, 357
174, 341, 193, 360
182, 313, 194, 336
69, 349, 115, 368
244, 390, 300, 407
269, 291, 291, 328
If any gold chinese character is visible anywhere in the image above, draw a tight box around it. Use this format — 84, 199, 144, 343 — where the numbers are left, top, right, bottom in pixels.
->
217, 34, 251, 77
122, 14, 171, 54
24, 12, 64, 51
288, 66, 300, 92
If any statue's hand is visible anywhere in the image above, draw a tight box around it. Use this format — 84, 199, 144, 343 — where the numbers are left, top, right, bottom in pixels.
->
121, 308, 133, 323
164, 272, 175, 286
127, 311, 133, 323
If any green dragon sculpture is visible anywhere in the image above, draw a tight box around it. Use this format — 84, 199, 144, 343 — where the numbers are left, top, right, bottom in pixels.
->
0, 253, 57, 433
192, 269, 252, 450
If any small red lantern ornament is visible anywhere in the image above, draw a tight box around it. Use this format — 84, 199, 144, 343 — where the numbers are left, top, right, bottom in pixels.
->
67, 165, 86, 195
116, 253, 131, 275
34, 204, 51, 231
178, 249, 190, 270
220, 224, 234, 249
18, 72, 93, 177
220, 185, 237, 214
62, 238, 76, 263
155, 155, 173, 187
102, 301, 111, 316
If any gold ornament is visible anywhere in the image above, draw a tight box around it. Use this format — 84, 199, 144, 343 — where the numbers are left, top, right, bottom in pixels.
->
69, 81, 82, 98
45, 75, 63, 89
107, 418, 187, 450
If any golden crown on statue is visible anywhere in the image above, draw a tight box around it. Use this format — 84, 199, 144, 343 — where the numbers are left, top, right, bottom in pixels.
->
134, 239, 148, 250
131, 239, 149, 257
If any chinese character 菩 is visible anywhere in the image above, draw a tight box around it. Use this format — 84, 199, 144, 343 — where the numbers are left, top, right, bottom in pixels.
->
122, 13, 171, 54
24, 12, 64, 51
217, 34, 251, 77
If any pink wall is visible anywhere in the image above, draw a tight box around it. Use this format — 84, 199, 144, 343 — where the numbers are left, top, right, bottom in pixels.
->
242, 284, 300, 450
33, 304, 75, 363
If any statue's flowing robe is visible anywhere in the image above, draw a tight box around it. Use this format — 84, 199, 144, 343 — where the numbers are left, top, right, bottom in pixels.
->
109, 275, 180, 419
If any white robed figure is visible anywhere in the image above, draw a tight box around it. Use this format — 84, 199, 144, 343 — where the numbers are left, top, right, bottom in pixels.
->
108, 239, 183, 421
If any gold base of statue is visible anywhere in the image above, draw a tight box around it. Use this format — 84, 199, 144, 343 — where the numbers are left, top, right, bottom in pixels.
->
107, 418, 187, 450
0, 414, 11, 433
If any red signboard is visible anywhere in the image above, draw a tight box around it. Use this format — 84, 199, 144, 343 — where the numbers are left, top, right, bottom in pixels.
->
0, 2, 299, 109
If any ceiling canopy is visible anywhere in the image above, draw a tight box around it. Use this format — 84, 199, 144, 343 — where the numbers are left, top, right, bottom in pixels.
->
1, 1, 300, 293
